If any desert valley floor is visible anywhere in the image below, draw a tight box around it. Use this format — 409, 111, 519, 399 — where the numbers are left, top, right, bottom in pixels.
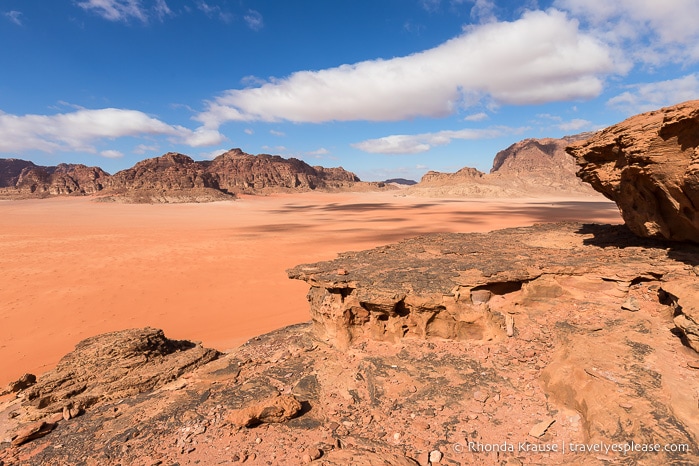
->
0, 191, 621, 387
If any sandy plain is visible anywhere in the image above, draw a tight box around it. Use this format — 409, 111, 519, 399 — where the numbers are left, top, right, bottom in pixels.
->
0, 191, 622, 387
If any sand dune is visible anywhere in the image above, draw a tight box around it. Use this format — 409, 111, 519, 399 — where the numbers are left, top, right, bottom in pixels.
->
0, 192, 621, 386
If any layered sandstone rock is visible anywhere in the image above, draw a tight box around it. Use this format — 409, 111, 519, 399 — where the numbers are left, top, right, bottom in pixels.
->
14, 328, 218, 422
3, 223, 699, 465
0, 160, 109, 196
568, 100, 699, 242
407, 134, 598, 198
204, 148, 359, 194
0, 149, 363, 201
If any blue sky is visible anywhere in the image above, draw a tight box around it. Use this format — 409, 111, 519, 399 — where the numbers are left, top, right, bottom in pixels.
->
1, 1, 698, 181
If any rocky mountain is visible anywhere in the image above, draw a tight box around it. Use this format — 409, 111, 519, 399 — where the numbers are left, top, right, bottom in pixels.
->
406, 134, 598, 198
0, 159, 109, 196
203, 148, 359, 193
569, 100, 699, 243
0, 149, 362, 202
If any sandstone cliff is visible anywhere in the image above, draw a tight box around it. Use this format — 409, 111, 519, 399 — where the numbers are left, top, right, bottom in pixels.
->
407, 134, 598, 198
569, 100, 699, 242
203, 148, 359, 194
0, 160, 109, 197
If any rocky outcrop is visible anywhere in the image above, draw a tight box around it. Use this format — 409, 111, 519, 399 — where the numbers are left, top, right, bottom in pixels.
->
419, 166, 484, 184
102, 152, 231, 203
9, 328, 218, 423
568, 100, 699, 242
0, 161, 109, 196
3, 223, 699, 465
491, 133, 592, 177
407, 134, 598, 198
203, 148, 359, 194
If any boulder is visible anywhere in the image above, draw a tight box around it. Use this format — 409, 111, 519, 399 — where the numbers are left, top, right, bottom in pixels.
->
568, 99, 699, 242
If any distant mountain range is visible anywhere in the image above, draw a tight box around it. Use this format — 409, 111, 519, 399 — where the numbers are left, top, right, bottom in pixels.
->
0, 134, 600, 202
0, 148, 364, 202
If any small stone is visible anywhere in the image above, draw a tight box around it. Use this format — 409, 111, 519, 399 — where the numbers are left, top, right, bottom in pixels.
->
255, 437, 262, 444
393, 432, 401, 441
308, 448, 322, 460
336, 269, 349, 275
621, 296, 640, 312
301, 453, 312, 464
416, 451, 430, 466
429, 450, 443, 463
687, 360, 699, 369
529, 418, 555, 438
473, 390, 489, 403
11, 421, 57, 446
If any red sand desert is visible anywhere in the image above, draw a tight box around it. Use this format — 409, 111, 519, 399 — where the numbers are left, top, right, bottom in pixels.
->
0, 192, 622, 386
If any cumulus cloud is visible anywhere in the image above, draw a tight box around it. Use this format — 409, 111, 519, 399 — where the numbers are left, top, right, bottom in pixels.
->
351, 127, 517, 155
555, 0, 699, 64
4, 10, 23, 25
607, 74, 699, 115
269, 130, 285, 137
196, 9, 617, 127
0, 108, 221, 154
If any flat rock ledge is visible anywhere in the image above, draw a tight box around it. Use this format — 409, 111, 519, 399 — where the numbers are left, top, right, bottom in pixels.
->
1, 222, 699, 465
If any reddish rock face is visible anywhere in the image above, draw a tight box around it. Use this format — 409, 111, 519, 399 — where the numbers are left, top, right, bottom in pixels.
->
568, 100, 699, 243
0, 149, 361, 201
411, 134, 597, 197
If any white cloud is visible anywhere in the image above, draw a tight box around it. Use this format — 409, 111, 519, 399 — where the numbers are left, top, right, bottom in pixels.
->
200, 148, 228, 160
557, 118, 591, 131
351, 127, 518, 155
261, 145, 287, 153
4, 10, 22, 25
196, 10, 617, 127
555, 0, 699, 64
197, 1, 233, 23
464, 112, 488, 121
244, 128, 254, 135
306, 147, 330, 156
101, 149, 124, 158
269, 130, 285, 137
182, 127, 226, 146
77, 0, 147, 22
154, 0, 172, 20
607, 74, 699, 114
133, 144, 159, 155
244, 10, 263, 31
0, 108, 221, 154
76, 0, 173, 23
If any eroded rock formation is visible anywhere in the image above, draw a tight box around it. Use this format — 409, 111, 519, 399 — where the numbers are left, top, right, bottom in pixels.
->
0, 160, 109, 196
408, 134, 598, 198
3, 223, 699, 465
568, 99, 699, 242
2, 224, 699, 464
0, 149, 363, 202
